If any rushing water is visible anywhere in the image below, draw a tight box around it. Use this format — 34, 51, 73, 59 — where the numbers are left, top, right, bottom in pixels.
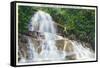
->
71, 41, 94, 60
19, 10, 95, 63
28, 10, 65, 61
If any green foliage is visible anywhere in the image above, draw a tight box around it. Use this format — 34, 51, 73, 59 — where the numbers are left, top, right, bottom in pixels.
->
18, 6, 95, 49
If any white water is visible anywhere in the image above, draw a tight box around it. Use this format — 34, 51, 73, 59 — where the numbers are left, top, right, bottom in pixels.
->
19, 10, 95, 63
28, 10, 65, 61
71, 41, 95, 60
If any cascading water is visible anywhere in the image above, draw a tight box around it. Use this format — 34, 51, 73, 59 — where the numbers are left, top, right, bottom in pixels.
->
28, 10, 65, 61
27, 37, 39, 62
19, 10, 95, 63
71, 41, 95, 60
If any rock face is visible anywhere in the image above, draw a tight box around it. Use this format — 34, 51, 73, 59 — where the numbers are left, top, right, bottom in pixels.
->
18, 33, 95, 63
18, 33, 75, 62
18, 34, 28, 61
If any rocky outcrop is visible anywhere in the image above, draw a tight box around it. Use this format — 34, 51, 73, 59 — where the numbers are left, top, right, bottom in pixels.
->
18, 32, 94, 62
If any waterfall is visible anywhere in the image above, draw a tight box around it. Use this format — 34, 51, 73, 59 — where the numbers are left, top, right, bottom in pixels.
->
27, 37, 39, 62
19, 10, 95, 63
28, 10, 65, 61
71, 41, 95, 60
